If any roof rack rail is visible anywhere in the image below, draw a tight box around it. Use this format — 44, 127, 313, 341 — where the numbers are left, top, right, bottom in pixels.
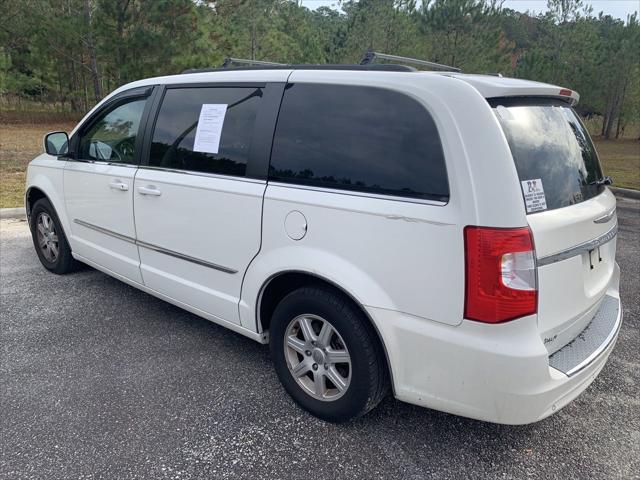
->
221, 57, 284, 68
359, 51, 461, 73
182, 63, 416, 74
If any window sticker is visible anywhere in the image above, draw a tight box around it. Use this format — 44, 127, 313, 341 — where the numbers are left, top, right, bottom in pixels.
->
521, 179, 547, 213
193, 104, 228, 154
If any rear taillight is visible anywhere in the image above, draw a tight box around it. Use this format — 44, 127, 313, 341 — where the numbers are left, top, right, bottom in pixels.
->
464, 226, 537, 323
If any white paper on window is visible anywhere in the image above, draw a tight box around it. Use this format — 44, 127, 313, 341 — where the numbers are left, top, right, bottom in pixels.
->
193, 104, 228, 154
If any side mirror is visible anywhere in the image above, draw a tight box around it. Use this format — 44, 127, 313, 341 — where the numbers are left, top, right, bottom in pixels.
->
43, 131, 69, 156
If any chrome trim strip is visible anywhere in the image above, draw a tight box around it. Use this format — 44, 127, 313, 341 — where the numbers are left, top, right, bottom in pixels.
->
537, 223, 618, 267
73, 219, 237, 274
267, 181, 448, 207
136, 240, 238, 274
67, 158, 139, 168
565, 298, 622, 376
138, 166, 266, 184
593, 207, 616, 224
73, 219, 136, 243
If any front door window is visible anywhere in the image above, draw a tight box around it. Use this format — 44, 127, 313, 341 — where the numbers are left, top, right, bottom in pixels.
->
78, 98, 147, 164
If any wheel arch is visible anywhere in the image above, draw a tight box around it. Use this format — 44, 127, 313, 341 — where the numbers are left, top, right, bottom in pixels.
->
256, 269, 395, 393
25, 169, 72, 242
25, 186, 50, 218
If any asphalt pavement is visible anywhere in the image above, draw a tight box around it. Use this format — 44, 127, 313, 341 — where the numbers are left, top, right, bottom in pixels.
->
1, 198, 639, 479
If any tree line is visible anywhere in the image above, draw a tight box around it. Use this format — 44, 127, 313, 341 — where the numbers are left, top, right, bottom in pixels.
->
1, 0, 638, 139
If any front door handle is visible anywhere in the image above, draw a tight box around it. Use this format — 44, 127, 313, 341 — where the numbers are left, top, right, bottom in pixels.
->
137, 185, 162, 197
108, 180, 129, 191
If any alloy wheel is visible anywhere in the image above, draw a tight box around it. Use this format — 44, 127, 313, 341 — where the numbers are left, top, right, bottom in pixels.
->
284, 314, 352, 401
36, 212, 59, 263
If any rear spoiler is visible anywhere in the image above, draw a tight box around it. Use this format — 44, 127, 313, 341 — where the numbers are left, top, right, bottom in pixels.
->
487, 88, 579, 106
443, 74, 580, 106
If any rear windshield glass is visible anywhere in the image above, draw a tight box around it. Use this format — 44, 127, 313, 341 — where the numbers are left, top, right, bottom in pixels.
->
491, 98, 604, 213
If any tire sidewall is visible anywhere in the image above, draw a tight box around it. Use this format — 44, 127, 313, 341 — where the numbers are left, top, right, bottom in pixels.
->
30, 199, 71, 273
270, 288, 377, 422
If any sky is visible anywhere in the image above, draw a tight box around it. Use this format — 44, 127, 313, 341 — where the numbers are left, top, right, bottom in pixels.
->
299, 0, 639, 20
501, 0, 638, 19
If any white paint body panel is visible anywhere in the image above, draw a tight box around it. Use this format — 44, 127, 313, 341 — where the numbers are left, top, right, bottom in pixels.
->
25, 154, 68, 231
370, 264, 620, 425
133, 168, 265, 325
246, 185, 463, 326
25, 68, 622, 425
442, 73, 580, 104
64, 161, 142, 282
528, 188, 618, 353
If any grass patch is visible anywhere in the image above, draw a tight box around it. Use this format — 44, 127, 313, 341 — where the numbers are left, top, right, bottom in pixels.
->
0, 122, 76, 208
0, 122, 638, 208
593, 139, 640, 191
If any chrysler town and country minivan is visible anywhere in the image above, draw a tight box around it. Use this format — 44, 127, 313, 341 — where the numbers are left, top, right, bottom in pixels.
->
26, 63, 622, 423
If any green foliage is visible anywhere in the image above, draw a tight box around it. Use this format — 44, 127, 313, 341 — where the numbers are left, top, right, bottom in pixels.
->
419, 0, 512, 72
340, 0, 420, 62
0, 0, 638, 138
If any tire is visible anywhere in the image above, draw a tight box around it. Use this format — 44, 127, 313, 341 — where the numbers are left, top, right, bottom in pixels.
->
270, 286, 388, 422
29, 198, 76, 274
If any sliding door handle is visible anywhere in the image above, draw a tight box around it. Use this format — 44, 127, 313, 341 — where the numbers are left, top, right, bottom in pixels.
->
137, 185, 162, 197
108, 180, 129, 191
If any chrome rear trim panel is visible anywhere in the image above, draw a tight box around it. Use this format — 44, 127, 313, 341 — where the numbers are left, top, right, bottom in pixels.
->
537, 223, 618, 267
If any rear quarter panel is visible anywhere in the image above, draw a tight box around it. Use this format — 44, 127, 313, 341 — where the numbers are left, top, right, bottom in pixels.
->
241, 186, 463, 328
240, 72, 527, 332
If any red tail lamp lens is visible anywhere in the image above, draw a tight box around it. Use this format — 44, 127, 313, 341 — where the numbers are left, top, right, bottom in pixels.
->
464, 226, 537, 323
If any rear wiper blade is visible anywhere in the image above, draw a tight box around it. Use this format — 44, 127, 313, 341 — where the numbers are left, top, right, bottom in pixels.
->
589, 176, 613, 186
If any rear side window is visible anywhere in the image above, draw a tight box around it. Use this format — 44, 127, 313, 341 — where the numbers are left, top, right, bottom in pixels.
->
492, 98, 605, 212
270, 84, 449, 202
149, 87, 262, 177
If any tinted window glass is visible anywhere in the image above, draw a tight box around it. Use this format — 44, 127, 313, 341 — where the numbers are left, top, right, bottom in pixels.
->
150, 87, 262, 176
492, 99, 604, 212
79, 98, 147, 164
270, 84, 449, 201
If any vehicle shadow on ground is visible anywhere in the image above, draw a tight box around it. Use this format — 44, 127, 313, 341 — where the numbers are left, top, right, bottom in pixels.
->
106, 269, 547, 431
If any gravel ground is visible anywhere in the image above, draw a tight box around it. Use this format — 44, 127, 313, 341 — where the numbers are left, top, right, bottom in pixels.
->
1, 198, 638, 480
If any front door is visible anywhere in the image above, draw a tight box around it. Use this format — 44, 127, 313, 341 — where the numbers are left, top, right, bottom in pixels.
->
64, 89, 152, 283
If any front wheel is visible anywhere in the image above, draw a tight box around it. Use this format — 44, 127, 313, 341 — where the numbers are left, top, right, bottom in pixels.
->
29, 198, 76, 274
270, 286, 388, 422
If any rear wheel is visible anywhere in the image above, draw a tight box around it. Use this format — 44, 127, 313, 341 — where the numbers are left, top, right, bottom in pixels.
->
30, 198, 76, 274
270, 286, 388, 422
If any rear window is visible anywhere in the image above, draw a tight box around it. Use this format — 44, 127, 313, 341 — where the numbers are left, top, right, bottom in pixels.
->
270, 83, 449, 202
492, 98, 604, 213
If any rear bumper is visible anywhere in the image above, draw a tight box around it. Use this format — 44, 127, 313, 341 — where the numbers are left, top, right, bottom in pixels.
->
369, 267, 622, 425
548, 294, 621, 376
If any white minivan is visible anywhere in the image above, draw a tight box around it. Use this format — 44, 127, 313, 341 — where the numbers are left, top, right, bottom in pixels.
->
26, 61, 622, 424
